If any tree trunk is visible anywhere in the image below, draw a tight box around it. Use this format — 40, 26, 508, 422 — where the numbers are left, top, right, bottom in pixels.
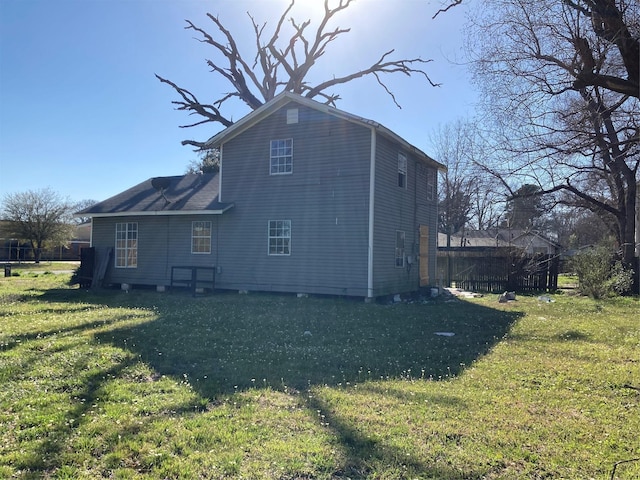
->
621, 180, 638, 293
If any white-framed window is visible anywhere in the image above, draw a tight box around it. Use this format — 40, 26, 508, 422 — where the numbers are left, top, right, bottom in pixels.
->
398, 152, 407, 188
115, 222, 138, 268
286, 108, 299, 124
268, 220, 291, 255
395, 230, 405, 268
270, 138, 293, 175
191, 221, 212, 254
426, 168, 436, 201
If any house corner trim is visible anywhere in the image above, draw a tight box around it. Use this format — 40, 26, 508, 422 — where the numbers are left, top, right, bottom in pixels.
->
367, 128, 376, 298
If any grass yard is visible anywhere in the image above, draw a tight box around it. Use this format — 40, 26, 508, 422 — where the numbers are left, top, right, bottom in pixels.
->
0, 274, 638, 479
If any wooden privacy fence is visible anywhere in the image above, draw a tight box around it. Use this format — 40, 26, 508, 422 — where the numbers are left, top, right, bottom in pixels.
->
437, 247, 559, 293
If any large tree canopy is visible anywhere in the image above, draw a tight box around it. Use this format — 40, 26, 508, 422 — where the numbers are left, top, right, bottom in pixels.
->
441, 0, 639, 98
157, 0, 437, 149
466, 0, 638, 289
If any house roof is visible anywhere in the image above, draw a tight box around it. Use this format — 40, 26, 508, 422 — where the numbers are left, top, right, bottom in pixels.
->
205, 91, 446, 172
438, 229, 562, 249
76, 173, 233, 217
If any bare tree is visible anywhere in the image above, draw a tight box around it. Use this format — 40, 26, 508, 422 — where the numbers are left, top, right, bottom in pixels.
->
429, 120, 504, 237
1, 188, 75, 263
157, 0, 437, 150
437, 0, 639, 98
72, 199, 99, 225
467, 0, 639, 288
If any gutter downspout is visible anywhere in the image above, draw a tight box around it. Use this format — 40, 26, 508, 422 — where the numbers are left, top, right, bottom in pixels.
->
367, 128, 376, 298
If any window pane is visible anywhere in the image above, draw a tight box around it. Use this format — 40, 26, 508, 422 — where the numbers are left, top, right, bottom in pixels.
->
268, 220, 291, 255
270, 139, 293, 175
395, 230, 405, 267
115, 222, 138, 268
192, 221, 211, 254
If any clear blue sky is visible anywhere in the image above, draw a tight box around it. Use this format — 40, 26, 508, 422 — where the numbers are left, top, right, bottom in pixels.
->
0, 0, 476, 204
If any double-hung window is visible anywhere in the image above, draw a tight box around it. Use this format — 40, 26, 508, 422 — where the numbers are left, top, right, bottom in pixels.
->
270, 138, 293, 175
268, 220, 291, 255
115, 222, 138, 268
191, 221, 212, 254
398, 152, 407, 188
426, 168, 435, 201
395, 230, 406, 268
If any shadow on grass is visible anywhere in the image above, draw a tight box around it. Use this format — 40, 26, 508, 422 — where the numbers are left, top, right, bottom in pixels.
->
20, 288, 523, 478
308, 393, 486, 479
85, 291, 524, 396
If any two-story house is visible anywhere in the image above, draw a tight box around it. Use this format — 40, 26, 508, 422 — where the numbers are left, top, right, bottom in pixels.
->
79, 92, 445, 299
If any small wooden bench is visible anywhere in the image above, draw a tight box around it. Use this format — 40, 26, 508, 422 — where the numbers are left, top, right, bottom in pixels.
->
170, 266, 216, 295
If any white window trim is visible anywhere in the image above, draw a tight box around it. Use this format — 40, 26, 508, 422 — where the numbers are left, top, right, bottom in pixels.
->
395, 230, 406, 268
191, 220, 212, 254
398, 152, 407, 189
268, 219, 291, 256
270, 138, 293, 175
115, 222, 138, 268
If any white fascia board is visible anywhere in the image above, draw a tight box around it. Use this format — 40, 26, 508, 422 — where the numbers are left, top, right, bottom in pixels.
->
82, 206, 234, 218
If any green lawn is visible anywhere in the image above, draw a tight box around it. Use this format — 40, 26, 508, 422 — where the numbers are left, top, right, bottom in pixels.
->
1, 274, 638, 479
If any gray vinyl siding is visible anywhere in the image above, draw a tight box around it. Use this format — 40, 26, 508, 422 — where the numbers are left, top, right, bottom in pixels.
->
217, 104, 372, 296
371, 134, 438, 296
88, 101, 440, 298
91, 215, 218, 286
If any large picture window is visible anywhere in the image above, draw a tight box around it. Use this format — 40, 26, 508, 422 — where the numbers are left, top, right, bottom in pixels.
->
191, 221, 212, 254
270, 138, 293, 175
398, 152, 407, 188
268, 220, 291, 255
395, 230, 405, 268
115, 222, 138, 268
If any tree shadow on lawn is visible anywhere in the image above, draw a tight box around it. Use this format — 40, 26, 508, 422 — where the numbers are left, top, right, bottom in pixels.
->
27, 289, 523, 478
88, 291, 523, 397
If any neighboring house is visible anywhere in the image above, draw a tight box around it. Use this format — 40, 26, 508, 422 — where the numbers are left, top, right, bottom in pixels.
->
79, 92, 445, 298
438, 228, 561, 255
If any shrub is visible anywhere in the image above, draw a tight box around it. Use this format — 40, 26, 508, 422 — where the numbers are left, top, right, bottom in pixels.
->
570, 245, 634, 298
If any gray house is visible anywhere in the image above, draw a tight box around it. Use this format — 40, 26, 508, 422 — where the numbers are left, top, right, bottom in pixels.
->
80, 92, 445, 299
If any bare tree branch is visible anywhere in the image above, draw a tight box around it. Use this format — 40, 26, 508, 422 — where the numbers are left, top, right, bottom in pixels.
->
158, 0, 437, 148
432, 0, 464, 19
155, 74, 234, 128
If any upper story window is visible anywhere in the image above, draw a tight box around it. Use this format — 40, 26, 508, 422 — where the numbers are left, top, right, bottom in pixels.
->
115, 222, 137, 268
426, 168, 436, 201
270, 138, 293, 175
286, 108, 299, 124
268, 220, 291, 255
191, 221, 212, 254
398, 152, 407, 188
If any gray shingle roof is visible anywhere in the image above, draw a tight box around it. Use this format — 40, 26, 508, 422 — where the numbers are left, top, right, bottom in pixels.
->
77, 173, 233, 217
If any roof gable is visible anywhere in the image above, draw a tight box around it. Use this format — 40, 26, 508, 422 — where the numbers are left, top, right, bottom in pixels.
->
77, 173, 233, 217
206, 91, 445, 171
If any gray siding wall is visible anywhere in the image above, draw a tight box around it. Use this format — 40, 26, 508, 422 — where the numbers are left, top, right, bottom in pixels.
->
91, 215, 218, 286
218, 104, 372, 296
372, 134, 438, 296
